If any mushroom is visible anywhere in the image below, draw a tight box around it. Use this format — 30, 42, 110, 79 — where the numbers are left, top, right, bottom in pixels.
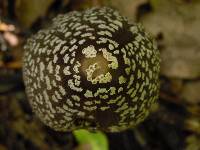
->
23, 7, 160, 132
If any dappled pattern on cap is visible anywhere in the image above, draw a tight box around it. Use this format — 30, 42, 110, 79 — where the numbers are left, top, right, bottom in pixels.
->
23, 7, 160, 132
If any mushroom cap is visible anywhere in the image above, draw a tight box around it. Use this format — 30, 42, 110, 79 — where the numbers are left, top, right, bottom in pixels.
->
23, 7, 160, 132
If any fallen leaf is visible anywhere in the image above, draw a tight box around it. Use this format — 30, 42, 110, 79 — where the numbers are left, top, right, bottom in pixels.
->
15, 0, 54, 28
141, 0, 200, 79
102, 0, 147, 21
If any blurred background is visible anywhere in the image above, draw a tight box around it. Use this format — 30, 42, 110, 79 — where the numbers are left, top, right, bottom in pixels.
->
0, 0, 200, 150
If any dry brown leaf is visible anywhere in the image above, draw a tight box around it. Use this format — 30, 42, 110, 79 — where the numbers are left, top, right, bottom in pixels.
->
15, 0, 54, 28
141, 0, 200, 79
102, 0, 147, 21
0, 22, 15, 32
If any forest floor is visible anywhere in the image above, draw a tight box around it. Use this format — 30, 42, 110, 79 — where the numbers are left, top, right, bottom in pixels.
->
0, 0, 200, 150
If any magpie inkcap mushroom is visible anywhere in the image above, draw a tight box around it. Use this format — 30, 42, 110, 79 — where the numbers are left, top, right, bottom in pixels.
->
23, 7, 160, 132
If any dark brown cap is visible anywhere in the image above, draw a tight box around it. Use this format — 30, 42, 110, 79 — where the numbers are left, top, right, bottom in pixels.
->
23, 7, 160, 132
